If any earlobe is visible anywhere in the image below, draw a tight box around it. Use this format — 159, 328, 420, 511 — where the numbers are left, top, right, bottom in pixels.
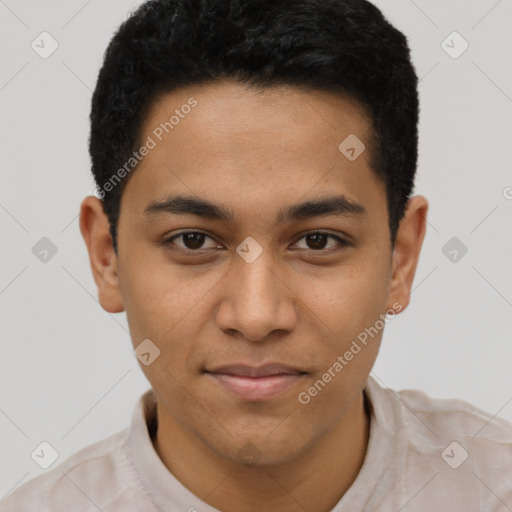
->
79, 196, 125, 313
386, 195, 429, 313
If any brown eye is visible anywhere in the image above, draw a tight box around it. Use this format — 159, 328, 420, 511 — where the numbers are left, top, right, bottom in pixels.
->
165, 231, 220, 251
181, 233, 206, 250
294, 232, 346, 251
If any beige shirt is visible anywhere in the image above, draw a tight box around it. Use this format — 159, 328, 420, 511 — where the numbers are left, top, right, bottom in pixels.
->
3, 376, 512, 511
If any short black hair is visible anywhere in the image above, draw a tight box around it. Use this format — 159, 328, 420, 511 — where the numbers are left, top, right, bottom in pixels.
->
89, 0, 419, 253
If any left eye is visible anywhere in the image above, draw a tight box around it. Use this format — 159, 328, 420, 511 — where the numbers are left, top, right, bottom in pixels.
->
164, 231, 346, 252
294, 232, 345, 251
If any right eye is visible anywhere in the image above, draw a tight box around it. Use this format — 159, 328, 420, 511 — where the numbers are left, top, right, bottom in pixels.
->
162, 231, 222, 252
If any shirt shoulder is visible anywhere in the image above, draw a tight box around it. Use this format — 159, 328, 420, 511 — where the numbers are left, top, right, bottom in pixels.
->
395, 384, 512, 448
367, 379, 512, 510
1, 427, 145, 512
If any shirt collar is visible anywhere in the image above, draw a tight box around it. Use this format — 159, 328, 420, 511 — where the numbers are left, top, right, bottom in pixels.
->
126, 377, 406, 511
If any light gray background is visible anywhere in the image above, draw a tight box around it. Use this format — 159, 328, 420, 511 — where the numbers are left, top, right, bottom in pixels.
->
1, 0, 511, 499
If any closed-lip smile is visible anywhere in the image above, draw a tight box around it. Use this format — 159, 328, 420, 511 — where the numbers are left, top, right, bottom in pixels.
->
205, 363, 307, 401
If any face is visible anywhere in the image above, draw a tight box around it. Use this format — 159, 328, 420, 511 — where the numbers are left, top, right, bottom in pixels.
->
81, 81, 426, 466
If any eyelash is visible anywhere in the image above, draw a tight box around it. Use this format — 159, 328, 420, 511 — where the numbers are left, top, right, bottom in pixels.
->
161, 230, 350, 254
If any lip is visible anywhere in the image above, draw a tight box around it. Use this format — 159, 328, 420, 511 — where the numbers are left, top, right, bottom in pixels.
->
205, 363, 307, 401
206, 363, 305, 377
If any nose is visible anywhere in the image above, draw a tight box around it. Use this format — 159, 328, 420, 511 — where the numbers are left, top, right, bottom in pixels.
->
215, 251, 298, 342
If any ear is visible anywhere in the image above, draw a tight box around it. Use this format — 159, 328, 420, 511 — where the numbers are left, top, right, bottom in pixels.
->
79, 196, 125, 313
386, 195, 428, 313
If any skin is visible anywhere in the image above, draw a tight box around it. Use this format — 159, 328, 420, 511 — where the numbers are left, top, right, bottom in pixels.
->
80, 81, 428, 512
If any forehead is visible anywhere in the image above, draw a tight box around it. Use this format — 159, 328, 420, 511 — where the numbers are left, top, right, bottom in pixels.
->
141, 80, 373, 159
121, 80, 385, 224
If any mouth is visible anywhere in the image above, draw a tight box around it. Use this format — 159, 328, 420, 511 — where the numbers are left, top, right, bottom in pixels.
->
204, 363, 307, 401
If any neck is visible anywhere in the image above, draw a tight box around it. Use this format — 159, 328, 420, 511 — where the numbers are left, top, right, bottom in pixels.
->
153, 391, 370, 512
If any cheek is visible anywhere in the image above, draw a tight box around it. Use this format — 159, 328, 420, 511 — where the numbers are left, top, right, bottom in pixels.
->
119, 250, 216, 340
118, 257, 223, 390
297, 258, 390, 341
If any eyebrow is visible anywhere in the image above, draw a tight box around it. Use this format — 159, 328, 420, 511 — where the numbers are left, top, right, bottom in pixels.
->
143, 194, 367, 222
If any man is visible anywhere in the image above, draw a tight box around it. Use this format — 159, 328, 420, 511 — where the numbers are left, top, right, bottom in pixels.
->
3, 0, 511, 510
